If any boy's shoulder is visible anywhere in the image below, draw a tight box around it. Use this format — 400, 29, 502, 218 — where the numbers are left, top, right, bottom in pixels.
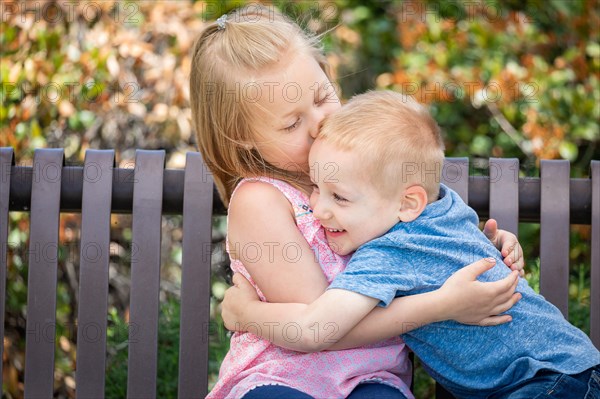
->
408, 184, 479, 232
421, 184, 473, 216
353, 227, 411, 258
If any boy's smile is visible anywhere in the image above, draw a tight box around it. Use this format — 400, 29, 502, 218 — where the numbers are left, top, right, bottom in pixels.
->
308, 139, 402, 255
323, 227, 346, 241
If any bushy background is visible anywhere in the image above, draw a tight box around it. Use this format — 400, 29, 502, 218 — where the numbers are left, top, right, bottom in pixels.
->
1, 0, 598, 397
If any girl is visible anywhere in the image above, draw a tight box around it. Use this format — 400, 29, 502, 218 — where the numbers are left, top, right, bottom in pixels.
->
190, 6, 523, 399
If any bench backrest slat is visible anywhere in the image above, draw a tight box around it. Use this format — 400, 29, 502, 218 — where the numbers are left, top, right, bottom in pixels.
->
24, 149, 64, 398
591, 160, 600, 348
436, 157, 470, 399
0, 148, 14, 382
127, 150, 165, 399
540, 160, 570, 317
442, 158, 469, 203
177, 153, 214, 398
489, 158, 520, 236
75, 150, 115, 398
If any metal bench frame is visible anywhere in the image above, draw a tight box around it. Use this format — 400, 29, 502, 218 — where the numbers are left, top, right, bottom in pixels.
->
1, 147, 598, 398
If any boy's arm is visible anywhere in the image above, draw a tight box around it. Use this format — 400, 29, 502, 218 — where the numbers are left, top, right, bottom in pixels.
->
223, 278, 380, 352
328, 258, 520, 350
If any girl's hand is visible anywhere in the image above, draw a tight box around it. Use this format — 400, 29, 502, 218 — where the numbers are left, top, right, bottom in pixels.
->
483, 219, 525, 276
221, 273, 260, 332
439, 258, 522, 326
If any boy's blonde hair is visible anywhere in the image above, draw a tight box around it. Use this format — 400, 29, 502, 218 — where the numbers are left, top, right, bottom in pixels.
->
318, 91, 445, 202
190, 5, 329, 206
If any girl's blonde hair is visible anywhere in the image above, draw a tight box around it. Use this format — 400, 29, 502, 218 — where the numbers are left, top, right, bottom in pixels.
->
190, 5, 329, 206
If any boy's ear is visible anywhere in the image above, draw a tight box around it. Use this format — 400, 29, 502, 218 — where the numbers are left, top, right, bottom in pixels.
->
397, 185, 428, 222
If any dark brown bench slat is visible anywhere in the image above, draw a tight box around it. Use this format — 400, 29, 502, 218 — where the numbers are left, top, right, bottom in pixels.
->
591, 160, 600, 347
0, 147, 14, 382
437, 159, 470, 399
442, 158, 469, 203
75, 150, 115, 398
23, 149, 64, 398
177, 153, 214, 398
540, 160, 570, 317
127, 150, 165, 399
489, 158, 519, 236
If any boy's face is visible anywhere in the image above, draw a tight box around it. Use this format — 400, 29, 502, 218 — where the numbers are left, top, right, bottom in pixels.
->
308, 139, 402, 255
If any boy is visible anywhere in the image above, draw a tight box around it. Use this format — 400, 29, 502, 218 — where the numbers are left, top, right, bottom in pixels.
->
223, 91, 600, 398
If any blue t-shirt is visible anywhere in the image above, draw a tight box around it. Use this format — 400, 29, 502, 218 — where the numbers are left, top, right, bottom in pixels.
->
328, 184, 600, 398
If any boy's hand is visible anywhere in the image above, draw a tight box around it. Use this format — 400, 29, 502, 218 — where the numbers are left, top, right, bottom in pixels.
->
483, 219, 525, 276
440, 258, 522, 326
221, 273, 260, 331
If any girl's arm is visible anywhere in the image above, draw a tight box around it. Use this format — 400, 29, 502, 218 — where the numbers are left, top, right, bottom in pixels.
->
226, 286, 381, 352
484, 219, 524, 275
227, 181, 329, 303
222, 258, 521, 352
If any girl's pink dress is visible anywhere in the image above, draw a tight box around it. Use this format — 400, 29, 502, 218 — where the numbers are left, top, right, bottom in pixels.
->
207, 177, 413, 399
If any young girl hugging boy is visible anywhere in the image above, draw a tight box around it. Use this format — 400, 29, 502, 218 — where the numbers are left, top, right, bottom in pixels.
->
222, 91, 600, 399
190, 6, 524, 399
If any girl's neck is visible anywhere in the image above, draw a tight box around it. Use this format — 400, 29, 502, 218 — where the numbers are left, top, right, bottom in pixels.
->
273, 177, 313, 197
249, 170, 313, 196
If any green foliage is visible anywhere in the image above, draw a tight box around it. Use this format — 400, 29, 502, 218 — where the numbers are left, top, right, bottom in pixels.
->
412, 357, 436, 398
105, 299, 181, 398
105, 308, 129, 398
328, 0, 599, 175
104, 298, 231, 396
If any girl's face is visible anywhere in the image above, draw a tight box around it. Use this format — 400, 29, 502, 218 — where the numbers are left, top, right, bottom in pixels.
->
250, 52, 341, 173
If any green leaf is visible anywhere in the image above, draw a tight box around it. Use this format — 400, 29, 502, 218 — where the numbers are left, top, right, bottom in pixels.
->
79, 110, 96, 128
353, 6, 371, 21
558, 141, 578, 161
15, 122, 27, 138
470, 135, 493, 155
586, 42, 600, 58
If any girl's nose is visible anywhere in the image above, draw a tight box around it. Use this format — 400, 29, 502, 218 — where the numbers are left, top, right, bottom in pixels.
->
309, 109, 326, 139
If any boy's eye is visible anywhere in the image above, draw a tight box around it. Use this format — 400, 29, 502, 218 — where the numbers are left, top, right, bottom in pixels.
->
333, 193, 348, 202
284, 118, 301, 131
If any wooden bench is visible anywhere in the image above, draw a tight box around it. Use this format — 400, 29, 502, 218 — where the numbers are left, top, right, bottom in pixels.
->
1, 147, 598, 398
